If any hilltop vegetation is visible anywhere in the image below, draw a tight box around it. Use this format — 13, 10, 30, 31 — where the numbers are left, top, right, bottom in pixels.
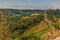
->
0, 9, 60, 40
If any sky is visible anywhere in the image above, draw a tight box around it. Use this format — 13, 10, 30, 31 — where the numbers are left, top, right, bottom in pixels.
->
0, 0, 60, 9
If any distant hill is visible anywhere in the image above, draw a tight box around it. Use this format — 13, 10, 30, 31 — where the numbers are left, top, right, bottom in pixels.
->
0, 9, 44, 16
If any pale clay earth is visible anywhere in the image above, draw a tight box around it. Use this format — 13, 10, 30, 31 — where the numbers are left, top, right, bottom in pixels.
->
54, 36, 60, 40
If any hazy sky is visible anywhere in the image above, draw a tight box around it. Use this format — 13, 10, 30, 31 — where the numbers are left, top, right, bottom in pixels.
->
0, 0, 60, 9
